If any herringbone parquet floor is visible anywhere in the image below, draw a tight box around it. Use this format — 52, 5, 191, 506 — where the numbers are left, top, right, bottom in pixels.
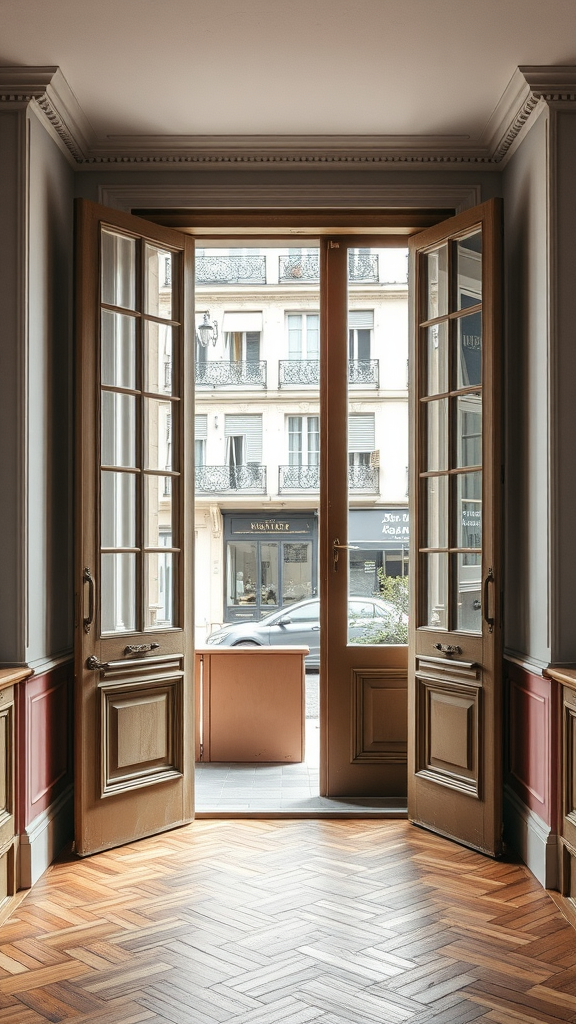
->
1, 820, 575, 1023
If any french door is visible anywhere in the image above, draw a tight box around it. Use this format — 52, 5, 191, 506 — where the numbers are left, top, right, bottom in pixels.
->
321, 238, 409, 798
74, 201, 194, 856
408, 200, 503, 855
75, 200, 501, 858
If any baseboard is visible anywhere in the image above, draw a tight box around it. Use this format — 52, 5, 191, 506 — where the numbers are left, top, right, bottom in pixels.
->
503, 784, 558, 889
18, 785, 74, 889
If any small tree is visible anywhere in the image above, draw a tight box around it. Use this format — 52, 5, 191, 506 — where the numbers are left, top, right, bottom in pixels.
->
377, 568, 409, 616
350, 570, 409, 646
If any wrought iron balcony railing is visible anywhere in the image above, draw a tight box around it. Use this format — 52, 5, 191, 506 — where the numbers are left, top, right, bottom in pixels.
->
278, 253, 380, 284
196, 360, 267, 387
278, 359, 379, 387
278, 465, 320, 491
348, 254, 379, 282
196, 255, 267, 285
348, 359, 379, 386
279, 254, 320, 283
195, 465, 267, 493
278, 359, 320, 386
348, 465, 379, 491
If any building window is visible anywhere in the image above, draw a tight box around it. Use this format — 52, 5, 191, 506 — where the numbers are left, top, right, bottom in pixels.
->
226, 330, 261, 362
286, 313, 319, 359
348, 310, 374, 361
288, 415, 319, 467
348, 413, 375, 461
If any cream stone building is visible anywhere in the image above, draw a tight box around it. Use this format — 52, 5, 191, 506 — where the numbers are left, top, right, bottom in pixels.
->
192, 246, 409, 641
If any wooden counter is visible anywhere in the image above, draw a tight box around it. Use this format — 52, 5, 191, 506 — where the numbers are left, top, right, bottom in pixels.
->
544, 666, 576, 688
195, 646, 308, 762
0, 667, 32, 922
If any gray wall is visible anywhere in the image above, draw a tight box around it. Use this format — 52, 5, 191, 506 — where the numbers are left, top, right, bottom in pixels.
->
502, 108, 551, 667
26, 109, 75, 667
0, 108, 27, 665
551, 109, 576, 664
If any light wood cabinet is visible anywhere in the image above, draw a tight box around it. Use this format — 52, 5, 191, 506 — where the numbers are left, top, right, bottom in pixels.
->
195, 647, 307, 763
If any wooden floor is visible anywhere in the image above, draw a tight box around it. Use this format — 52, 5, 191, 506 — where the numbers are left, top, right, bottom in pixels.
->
0, 820, 575, 1024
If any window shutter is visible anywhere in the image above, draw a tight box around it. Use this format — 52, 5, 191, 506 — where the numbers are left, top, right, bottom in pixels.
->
225, 414, 263, 462
348, 413, 375, 453
348, 310, 374, 329
195, 414, 208, 439
245, 331, 260, 361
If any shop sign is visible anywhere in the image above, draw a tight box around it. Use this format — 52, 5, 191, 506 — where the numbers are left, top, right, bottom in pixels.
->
349, 508, 410, 547
229, 516, 315, 537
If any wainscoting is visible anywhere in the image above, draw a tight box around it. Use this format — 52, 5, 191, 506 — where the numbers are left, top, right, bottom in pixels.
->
16, 660, 74, 888
503, 659, 559, 888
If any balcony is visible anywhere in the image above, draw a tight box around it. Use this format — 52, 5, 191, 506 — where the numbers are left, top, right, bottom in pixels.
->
279, 254, 320, 283
348, 253, 379, 282
348, 465, 379, 491
195, 465, 267, 493
278, 359, 379, 387
278, 464, 378, 492
278, 465, 320, 491
196, 255, 267, 285
196, 360, 267, 387
278, 253, 379, 284
348, 359, 379, 386
278, 359, 319, 386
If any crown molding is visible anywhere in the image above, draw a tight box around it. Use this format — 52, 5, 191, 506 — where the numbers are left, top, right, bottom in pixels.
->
2, 65, 576, 169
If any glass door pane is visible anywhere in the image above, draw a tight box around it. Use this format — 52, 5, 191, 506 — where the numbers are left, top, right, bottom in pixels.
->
418, 228, 484, 634
347, 246, 410, 645
99, 226, 181, 634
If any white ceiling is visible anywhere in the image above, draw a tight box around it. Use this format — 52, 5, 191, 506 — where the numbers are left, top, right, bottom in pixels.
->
2, 0, 576, 142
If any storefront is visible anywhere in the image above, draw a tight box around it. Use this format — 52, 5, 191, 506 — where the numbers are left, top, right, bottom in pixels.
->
348, 508, 409, 597
222, 512, 318, 622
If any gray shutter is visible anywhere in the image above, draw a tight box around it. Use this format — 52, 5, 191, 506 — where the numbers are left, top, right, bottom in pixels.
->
195, 414, 208, 439
245, 331, 260, 361
348, 310, 374, 329
348, 414, 375, 453
225, 414, 263, 462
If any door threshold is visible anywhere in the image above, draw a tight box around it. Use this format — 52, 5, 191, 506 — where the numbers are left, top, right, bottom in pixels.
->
196, 799, 408, 819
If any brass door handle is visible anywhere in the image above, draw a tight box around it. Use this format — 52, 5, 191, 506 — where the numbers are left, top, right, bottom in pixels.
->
332, 538, 359, 570
83, 567, 95, 634
483, 567, 495, 633
433, 643, 462, 657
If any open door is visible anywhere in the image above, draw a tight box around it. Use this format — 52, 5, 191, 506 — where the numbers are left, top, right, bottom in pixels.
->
74, 200, 194, 856
408, 199, 503, 855
321, 238, 409, 798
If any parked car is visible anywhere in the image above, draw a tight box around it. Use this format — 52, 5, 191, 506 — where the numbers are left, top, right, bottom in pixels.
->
204, 596, 408, 668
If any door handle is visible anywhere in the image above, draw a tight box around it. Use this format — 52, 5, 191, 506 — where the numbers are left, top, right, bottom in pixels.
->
332, 538, 359, 571
433, 643, 462, 657
310, 625, 320, 631
83, 567, 95, 634
483, 567, 495, 633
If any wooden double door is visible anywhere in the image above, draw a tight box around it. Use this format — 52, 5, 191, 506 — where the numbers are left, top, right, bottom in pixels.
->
75, 199, 502, 858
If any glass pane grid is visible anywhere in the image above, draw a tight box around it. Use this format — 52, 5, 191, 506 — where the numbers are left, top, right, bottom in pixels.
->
99, 229, 182, 634
419, 230, 483, 634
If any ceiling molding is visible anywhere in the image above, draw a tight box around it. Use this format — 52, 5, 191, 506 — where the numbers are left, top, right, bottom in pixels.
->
2, 65, 576, 168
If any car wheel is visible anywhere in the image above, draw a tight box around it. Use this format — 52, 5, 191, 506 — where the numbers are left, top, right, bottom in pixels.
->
234, 641, 260, 647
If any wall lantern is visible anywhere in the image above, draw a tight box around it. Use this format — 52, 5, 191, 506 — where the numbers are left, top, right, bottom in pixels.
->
196, 311, 219, 347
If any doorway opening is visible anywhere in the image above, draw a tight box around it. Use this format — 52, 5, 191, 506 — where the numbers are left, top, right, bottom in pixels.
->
192, 236, 410, 813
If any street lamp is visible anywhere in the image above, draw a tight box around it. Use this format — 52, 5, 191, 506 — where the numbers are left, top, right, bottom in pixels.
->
196, 311, 219, 347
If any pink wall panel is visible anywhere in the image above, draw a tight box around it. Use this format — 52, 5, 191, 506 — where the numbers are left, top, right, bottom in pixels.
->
506, 661, 558, 828
17, 661, 73, 828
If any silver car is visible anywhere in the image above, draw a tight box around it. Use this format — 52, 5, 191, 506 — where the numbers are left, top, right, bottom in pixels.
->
204, 596, 407, 668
